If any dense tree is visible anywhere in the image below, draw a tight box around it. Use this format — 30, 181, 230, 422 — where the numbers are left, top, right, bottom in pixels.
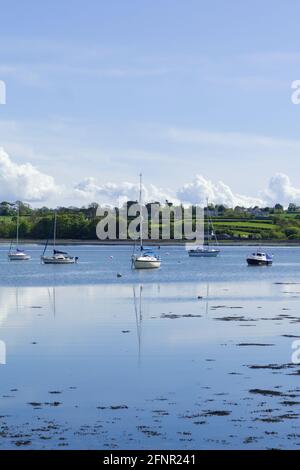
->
274, 203, 284, 212
288, 203, 298, 212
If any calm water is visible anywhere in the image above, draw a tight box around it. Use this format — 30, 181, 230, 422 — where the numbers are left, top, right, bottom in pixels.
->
0, 244, 299, 286
0, 245, 300, 449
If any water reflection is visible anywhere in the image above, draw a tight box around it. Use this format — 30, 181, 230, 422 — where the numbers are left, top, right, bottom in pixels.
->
205, 282, 210, 316
47, 286, 56, 317
0, 268, 299, 448
133, 285, 142, 364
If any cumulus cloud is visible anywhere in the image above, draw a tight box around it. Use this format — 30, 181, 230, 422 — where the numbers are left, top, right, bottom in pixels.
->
73, 177, 178, 206
74, 174, 266, 208
1, 148, 300, 209
69, 174, 300, 208
177, 175, 263, 207
0, 148, 59, 202
261, 173, 300, 207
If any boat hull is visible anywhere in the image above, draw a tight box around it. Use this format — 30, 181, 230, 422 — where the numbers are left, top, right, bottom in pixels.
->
41, 256, 77, 264
8, 253, 31, 261
133, 258, 161, 269
247, 258, 272, 266
188, 249, 220, 257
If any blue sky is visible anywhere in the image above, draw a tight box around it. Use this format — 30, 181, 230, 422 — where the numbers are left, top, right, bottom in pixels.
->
1, 0, 300, 206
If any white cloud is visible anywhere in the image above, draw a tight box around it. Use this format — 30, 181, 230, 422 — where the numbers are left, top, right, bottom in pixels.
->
177, 175, 263, 207
73, 177, 178, 206
262, 173, 300, 207
76, 173, 300, 209
1, 149, 300, 209
0, 148, 59, 202
176, 173, 300, 208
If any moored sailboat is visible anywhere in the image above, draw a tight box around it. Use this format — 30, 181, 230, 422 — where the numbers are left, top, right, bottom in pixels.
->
8, 202, 31, 261
132, 174, 161, 269
188, 198, 220, 257
41, 212, 78, 264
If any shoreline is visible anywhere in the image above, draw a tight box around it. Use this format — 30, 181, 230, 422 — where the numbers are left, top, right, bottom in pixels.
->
1, 238, 300, 247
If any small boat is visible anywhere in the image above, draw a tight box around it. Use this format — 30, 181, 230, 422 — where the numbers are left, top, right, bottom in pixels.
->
8, 248, 31, 261
8, 203, 31, 261
41, 212, 78, 265
133, 248, 161, 269
188, 198, 220, 258
42, 249, 78, 264
188, 247, 220, 257
132, 174, 161, 269
246, 251, 273, 266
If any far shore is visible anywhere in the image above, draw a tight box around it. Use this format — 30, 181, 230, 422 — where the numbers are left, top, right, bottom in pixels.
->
1, 238, 300, 247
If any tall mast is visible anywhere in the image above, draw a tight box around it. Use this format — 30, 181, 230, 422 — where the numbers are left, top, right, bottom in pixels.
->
16, 202, 19, 248
53, 211, 57, 249
206, 197, 209, 247
139, 173, 143, 250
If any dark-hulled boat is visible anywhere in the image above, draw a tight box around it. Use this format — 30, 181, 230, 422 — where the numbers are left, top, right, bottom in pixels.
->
246, 251, 273, 266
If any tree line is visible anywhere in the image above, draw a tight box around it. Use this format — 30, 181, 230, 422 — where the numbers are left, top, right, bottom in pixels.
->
1, 200, 300, 241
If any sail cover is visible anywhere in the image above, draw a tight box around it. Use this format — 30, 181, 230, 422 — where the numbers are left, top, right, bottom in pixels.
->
53, 249, 68, 255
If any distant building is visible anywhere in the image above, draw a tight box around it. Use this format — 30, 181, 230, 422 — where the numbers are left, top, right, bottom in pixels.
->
246, 207, 270, 217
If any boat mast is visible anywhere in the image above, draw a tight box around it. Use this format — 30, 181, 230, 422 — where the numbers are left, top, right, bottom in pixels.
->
206, 197, 209, 247
16, 202, 20, 249
139, 173, 143, 251
53, 211, 57, 250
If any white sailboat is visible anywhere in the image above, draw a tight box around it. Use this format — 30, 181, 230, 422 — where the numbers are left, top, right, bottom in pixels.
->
41, 212, 78, 264
132, 174, 161, 269
8, 203, 31, 261
188, 198, 220, 257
